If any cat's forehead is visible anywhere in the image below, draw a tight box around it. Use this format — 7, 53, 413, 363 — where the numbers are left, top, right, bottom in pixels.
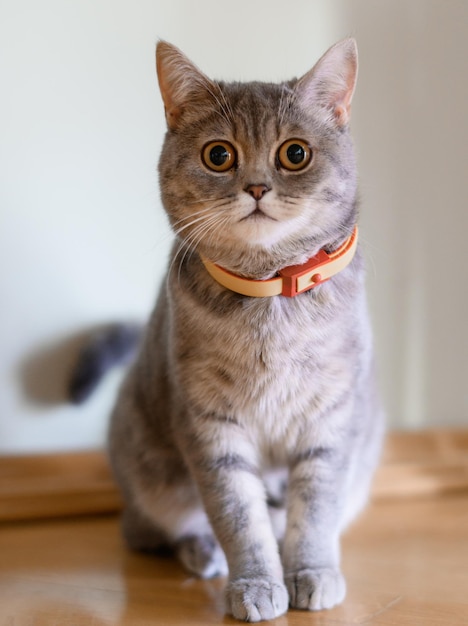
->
220, 80, 288, 108
207, 79, 310, 143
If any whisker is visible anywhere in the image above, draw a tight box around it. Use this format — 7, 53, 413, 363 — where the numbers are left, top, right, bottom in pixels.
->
172, 202, 233, 236
190, 214, 233, 269
151, 202, 229, 255
174, 199, 233, 221
169, 212, 224, 284
277, 85, 286, 128
174, 213, 229, 284
278, 84, 294, 127
186, 196, 233, 206
217, 85, 235, 124
205, 83, 234, 127
172, 209, 221, 234
212, 83, 235, 124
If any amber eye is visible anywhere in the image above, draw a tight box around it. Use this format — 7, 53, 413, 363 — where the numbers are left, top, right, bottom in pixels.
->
277, 139, 312, 171
202, 141, 236, 172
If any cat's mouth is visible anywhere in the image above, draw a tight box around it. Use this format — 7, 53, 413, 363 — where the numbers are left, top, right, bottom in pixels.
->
240, 207, 277, 222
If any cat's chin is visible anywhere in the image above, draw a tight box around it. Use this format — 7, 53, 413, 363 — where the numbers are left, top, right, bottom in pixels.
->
232, 216, 298, 250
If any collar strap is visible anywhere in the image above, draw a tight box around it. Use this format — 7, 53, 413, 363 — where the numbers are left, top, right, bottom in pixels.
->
201, 226, 358, 298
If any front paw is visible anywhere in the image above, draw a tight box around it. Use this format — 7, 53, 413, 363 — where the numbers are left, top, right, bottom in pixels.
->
226, 577, 289, 622
285, 567, 346, 611
176, 534, 228, 579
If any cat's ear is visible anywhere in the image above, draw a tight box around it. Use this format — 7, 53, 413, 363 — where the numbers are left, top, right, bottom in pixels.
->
296, 38, 358, 127
156, 41, 215, 130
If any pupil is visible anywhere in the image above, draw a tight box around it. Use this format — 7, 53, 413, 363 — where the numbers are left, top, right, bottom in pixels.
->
287, 144, 305, 164
210, 145, 229, 166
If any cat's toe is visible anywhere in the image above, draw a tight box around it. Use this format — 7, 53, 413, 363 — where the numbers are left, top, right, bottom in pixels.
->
176, 534, 228, 579
226, 577, 289, 622
285, 567, 346, 611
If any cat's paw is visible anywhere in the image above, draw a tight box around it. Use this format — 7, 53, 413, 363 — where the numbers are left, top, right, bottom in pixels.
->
285, 567, 346, 611
176, 534, 228, 579
226, 577, 289, 622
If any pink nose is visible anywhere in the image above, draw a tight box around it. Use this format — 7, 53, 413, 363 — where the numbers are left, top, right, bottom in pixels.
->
244, 184, 270, 200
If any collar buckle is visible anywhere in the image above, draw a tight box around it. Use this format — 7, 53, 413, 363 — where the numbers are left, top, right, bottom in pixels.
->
279, 250, 330, 297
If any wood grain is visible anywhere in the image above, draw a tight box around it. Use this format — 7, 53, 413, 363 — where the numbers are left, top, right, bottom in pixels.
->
376, 429, 468, 499
1, 429, 468, 522
1, 493, 467, 625
0, 452, 122, 521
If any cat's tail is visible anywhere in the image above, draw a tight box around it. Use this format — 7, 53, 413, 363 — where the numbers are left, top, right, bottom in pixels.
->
68, 323, 143, 404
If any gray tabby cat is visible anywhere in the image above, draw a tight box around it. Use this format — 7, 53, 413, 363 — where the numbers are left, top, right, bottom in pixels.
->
108, 38, 384, 622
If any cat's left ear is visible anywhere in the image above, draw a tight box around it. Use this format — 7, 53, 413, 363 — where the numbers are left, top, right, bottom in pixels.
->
156, 41, 216, 130
296, 38, 358, 127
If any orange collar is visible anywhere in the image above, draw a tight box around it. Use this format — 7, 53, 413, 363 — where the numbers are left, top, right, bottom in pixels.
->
201, 226, 358, 298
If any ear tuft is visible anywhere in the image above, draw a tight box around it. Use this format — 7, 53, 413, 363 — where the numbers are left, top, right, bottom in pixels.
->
296, 38, 358, 127
156, 41, 215, 129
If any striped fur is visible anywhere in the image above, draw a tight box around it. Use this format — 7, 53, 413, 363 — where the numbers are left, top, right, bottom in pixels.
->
108, 39, 384, 622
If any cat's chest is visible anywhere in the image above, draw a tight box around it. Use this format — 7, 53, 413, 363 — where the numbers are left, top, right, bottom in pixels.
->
175, 290, 354, 445
196, 294, 324, 371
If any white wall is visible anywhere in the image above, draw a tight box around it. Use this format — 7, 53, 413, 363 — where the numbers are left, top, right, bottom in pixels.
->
1, 0, 466, 453
345, 1, 468, 429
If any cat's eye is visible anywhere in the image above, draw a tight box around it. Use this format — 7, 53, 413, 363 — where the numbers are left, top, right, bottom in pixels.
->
202, 141, 236, 172
277, 139, 312, 171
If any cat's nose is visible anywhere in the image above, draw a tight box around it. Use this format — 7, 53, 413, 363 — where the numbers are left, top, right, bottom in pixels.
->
244, 184, 271, 200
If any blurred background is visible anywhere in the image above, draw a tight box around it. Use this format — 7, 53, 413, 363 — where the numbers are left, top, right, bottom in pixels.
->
1, 0, 467, 454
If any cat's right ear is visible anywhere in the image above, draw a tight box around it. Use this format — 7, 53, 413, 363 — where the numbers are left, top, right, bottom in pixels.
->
296, 38, 358, 127
156, 41, 215, 130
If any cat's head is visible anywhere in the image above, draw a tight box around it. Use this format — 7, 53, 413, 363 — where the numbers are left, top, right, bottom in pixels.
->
156, 39, 358, 278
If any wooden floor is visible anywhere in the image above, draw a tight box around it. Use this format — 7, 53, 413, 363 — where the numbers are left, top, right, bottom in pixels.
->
1, 492, 468, 625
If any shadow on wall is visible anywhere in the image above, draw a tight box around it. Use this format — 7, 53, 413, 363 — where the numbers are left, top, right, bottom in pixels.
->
20, 323, 141, 408
341, 1, 468, 427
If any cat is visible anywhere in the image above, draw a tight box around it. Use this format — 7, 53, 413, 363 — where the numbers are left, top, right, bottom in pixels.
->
95, 38, 384, 622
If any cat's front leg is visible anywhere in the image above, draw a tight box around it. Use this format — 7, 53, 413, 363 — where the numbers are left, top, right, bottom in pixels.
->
178, 424, 288, 622
282, 444, 349, 612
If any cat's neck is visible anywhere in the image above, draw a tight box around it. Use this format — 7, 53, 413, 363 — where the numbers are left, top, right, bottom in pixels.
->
199, 226, 358, 298
189, 223, 356, 281
194, 226, 358, 297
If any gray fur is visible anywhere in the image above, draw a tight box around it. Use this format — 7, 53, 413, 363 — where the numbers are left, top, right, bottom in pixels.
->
68, 323, 141, 404
109, 39, 384, 622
